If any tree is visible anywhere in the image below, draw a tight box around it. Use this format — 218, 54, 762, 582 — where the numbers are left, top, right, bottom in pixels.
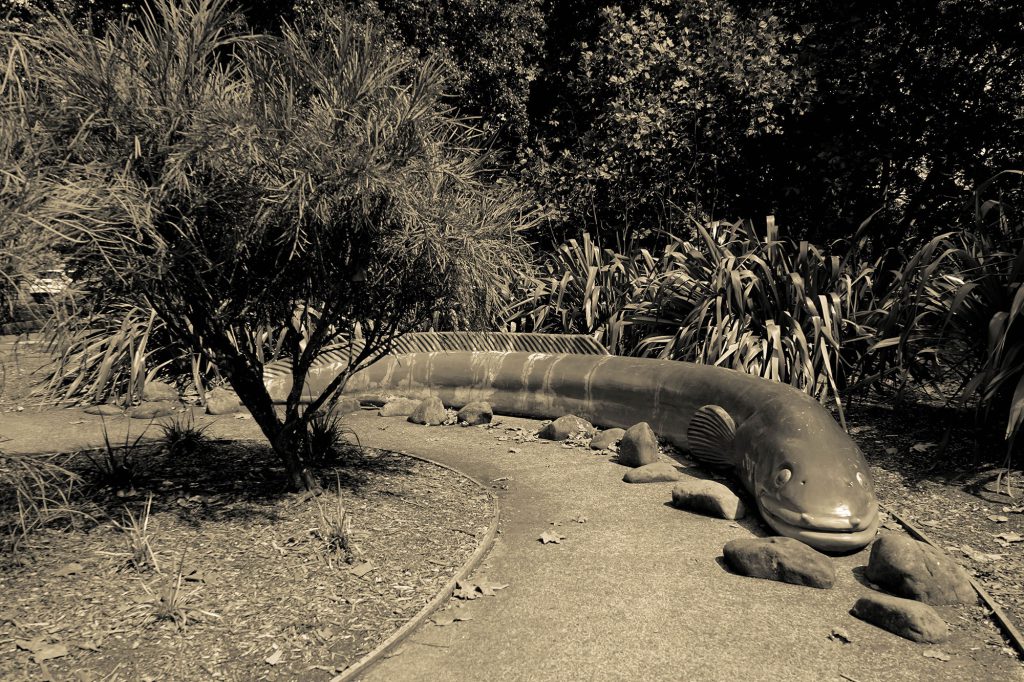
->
729, 1, 1024, 247
5, 0, 537, 490
532, 0, 813, 243
293, 0, 546, 156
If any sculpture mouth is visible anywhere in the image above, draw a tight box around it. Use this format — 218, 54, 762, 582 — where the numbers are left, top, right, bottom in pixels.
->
758, 494, 879, 552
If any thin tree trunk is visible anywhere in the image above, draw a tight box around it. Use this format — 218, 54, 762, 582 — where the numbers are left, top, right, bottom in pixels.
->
225, 357, 318, 492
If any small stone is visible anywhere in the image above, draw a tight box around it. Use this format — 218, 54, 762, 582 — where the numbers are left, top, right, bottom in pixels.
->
723, 537, 835, 588
142, 380, 178, 402
379, 397, 421, 417
329, 397, 362, 415
590, 428, 625, 450
623, 462, 682, 484
671, 480, 746, 520
617, 422, 660, 467
538, 415, 595, 441
866, 534, 976, 605
850, 593, 950, 643
84, 404, 123, 416
128, 401, 177, 419
457, 401, 493, 426
408, 397, 447, 425
205, 387, 241, 415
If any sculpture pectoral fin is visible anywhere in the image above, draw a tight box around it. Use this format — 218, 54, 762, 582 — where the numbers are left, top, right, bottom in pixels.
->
686, 404, 737, 467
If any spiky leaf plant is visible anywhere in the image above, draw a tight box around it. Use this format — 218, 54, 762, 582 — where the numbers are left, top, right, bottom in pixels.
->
5, 0, 538, 490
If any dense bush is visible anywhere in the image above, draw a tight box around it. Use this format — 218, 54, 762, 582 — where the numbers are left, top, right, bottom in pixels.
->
506, 219, 887, 423
5, 0, 538, 490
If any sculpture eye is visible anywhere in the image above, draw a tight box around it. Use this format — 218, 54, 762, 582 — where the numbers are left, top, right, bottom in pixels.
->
775, 468, 792, 487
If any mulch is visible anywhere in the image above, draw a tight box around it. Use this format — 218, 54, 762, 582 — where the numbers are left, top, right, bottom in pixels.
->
0, 440, 494, 681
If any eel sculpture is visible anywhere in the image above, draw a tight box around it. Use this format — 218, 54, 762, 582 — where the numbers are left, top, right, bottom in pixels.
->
264, 333, 879, 552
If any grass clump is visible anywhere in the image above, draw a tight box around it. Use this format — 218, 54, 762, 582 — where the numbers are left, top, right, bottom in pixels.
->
158, 411, 212, 457
111, 494, 160, 573
303, 410, 358, 466
137, 553, 220, 630
82, 422, 146, 496
0, 449, 91, 552
313, 475, 359, 566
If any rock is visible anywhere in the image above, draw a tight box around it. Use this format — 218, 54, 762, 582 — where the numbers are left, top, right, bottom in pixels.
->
623, 461, 682, 484
590, 428, 625, 450
329, 397, 362, 415
128, 401, 177, 419
457, 401, 493, 426
671, 480, 746, 520
723, 537, 835, 589
408, 397, 447, 425
866, 534, 975, 605
538, 415, 595, 441
142, 380, 178, 402
850, 593, 950, 643
380, 397, 421, 417
84, 404, 123, 416
205, 387, 241, 415
617, 422, 660, 467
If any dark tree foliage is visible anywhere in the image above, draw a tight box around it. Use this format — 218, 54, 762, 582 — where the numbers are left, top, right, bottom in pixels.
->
733, 0, 1024, 247
294, 0, 546, 155
530, 0, 813, 244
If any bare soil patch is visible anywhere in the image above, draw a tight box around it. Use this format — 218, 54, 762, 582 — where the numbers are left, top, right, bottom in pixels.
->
0, 437, 493, 681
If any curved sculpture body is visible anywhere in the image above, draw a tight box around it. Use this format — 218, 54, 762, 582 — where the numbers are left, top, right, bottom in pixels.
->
266, 343, 879, 552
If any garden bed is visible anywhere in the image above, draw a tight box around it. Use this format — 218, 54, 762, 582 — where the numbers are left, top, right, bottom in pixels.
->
0, 440, 494, 681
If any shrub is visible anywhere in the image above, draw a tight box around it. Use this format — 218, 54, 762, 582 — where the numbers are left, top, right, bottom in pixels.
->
508, 220, 880, 422
7, 0, 539, 491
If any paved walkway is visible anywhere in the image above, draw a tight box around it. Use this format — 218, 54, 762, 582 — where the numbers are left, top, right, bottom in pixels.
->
2, 406, 1021, 681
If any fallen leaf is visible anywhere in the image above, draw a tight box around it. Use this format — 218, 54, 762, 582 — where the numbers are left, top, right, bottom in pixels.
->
573, 516, 588, 524
233, 413, 251, 420
69, 420, 85, 425
183, 569, 207, 583
431, 614, 474, 626
77, 640, 101, 652
960, 545, 1004, 563
350, 561, 376, 578
884, 447, 898, 455
16, 637, 47, 653
475, 581, 509, 597
16, 639, 69, 663
911, 442, 936, 453
265, 648, 283, 665
508, 448, 520, 454
549, 521, 562, 526
539, 531, 564, 545
987, 515, 1009, 523
922, 649, 951, 662
995, 532, 1024, 544
56, 562, 83, 577
828, 627, 852, 644
1003, 505, 1024, 514
452, 581, 478, 600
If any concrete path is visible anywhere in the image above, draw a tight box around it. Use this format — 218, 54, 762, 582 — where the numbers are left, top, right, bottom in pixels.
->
2, 406, 1021, 681
345, 412, 1020, 682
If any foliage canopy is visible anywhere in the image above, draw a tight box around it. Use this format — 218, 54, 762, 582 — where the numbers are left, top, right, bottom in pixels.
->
3, 0, 537, 489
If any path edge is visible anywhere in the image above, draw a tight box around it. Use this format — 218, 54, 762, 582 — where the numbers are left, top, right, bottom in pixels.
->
339, 450, 501, 681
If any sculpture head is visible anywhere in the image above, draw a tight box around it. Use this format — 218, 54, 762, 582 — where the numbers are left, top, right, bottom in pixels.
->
748, 422, 879, 553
